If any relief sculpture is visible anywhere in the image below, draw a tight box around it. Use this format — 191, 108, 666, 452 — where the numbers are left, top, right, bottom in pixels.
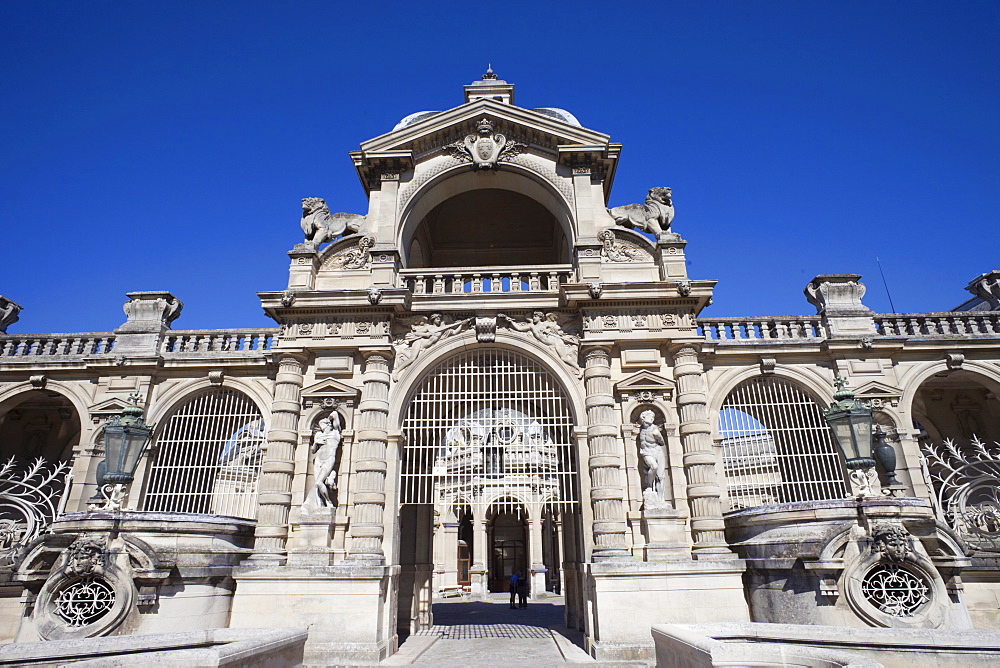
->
498, 312, 582, 377
393, 314, 473, 379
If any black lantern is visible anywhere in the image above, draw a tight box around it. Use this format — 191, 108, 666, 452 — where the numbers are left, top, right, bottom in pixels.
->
102, 393, 153, 485
823, 376, 874, 470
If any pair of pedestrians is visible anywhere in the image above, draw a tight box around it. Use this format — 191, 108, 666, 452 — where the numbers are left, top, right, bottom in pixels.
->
508, 571, 528, 609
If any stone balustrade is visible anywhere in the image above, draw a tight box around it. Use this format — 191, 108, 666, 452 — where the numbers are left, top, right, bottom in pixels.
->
698, 317, 827, 342
400, 264, 573, 295
161, 329, 276, 354
874, 311, 1000, 337
0, 334, 117, 358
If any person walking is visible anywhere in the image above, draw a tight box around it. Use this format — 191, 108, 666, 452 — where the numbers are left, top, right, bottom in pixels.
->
509, 571, 520, 609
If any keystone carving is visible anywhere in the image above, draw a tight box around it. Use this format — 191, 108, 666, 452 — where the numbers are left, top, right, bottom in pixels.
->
872, 522, 911, 562
608, 187, 674, 240
0, 296, 22, 334
298, 197, 366, 251
447, 118, 527, 170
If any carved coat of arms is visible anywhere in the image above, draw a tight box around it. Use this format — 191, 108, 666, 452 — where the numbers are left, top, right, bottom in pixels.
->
448, 118, 526, 170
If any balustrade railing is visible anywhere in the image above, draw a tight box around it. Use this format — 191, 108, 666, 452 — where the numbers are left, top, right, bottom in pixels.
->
161, 329, 276, 354
874, 311, 1000, 337
400, 264, 574, 296
698, 317, 826, 342
0, 334, 116, 358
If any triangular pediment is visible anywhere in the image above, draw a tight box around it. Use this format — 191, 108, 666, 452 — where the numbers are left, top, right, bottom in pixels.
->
87, 397, 130, 416
615, 370, 676, 393
301, 378, 361, 400
853, 380, 902, 398
360, 99, 612, 155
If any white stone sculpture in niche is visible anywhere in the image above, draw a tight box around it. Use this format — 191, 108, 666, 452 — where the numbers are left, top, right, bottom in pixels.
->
608, 187, 675, 240
297, 197, 366, 251
497, 312, 582, 377
393, 314, 473, 379
447, 118, 527, 170
304, 412, 342, 510
637, 410, 668, 507
597, 229, 644, 262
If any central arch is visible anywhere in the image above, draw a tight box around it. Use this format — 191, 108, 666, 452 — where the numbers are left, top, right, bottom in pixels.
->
393, 346, 585, 638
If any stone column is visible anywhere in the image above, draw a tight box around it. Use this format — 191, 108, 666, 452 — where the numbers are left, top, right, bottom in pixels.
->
583, 345, 631, 560
471, 510, 490, 599
248, 353, 305, 564
671, 344, 733, 557
346, 349, 392, 563
529, 513, 546, 599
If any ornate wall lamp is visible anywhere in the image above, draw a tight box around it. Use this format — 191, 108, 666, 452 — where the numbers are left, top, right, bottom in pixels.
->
95, 392, 154, 511
824, 375, 878, 496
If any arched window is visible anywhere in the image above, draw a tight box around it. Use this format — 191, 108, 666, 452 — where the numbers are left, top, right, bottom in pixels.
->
400, 348, 579, 514
141, 388, 266, 518
719, 377, 846, 510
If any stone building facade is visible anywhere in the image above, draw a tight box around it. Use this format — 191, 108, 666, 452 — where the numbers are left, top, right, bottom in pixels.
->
1, 73, 999, 664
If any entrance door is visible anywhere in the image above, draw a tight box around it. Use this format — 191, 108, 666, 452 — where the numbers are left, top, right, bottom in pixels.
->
489, 510, 527, 592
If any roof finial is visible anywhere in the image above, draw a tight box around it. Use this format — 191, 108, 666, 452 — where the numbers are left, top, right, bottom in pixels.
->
483, 64, 497, 80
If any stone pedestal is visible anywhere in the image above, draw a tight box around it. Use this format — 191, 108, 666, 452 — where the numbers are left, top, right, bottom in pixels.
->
230, 563, 396, 666
585, 559, 749, 662
641, 501, 690, 561
286, 507, 335, 567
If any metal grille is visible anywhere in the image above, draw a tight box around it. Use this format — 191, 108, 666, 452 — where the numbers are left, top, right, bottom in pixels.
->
400, 348, 578, 514
54, 576, 115, 627
861, 564, 930, 616
720, 377, 847, 510
142, 389, 265, 518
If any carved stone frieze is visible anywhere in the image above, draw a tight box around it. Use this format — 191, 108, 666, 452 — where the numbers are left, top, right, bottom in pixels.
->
280, 316, 391, 341
447, 118, 527, 170
583, 308, 693, 334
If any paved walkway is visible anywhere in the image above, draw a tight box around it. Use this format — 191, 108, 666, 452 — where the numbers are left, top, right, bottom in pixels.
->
382, 594, 632, 667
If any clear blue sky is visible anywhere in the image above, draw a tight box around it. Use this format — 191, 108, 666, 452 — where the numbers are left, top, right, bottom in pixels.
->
2, 1, 997, 333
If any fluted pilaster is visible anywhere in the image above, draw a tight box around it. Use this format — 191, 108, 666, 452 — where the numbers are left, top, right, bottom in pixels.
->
248, 353, 305, 564
583, 345, 631, 560
671, 344, 733, 556
346, 349, 392, 563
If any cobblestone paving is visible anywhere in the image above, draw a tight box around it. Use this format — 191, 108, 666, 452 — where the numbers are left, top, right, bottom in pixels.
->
387, 595, 600, 667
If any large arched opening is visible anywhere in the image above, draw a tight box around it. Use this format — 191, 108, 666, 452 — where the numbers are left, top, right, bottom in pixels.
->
393, 347, 584, 638
0, 389, 80, 466
399, 167, 575, 269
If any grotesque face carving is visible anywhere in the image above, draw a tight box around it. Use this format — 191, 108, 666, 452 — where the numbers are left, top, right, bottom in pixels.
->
65, 537, 106, 576
873, 523, 910, 562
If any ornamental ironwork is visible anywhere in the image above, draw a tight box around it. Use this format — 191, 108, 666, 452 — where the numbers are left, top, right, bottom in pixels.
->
860, 563, 930, 617
922, 436, 1000, 552
53, 576, 116, 627
0, 457, 71, 567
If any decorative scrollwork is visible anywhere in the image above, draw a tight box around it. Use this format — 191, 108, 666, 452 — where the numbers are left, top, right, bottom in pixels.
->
0, 457, 71, 567
53, 576, 116, 627
860, 564, 930, 617
922, 436, 1000, 551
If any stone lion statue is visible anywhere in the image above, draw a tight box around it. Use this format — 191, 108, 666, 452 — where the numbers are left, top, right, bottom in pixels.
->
608, 187, 674, 239
300, 197, 366, 250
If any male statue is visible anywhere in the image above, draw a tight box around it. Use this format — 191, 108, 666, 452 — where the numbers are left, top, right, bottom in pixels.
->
637, 410, 667, 503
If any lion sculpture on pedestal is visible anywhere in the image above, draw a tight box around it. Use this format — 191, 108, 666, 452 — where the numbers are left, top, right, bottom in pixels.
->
299, 197, 367, 250
608, 186, 674, 240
